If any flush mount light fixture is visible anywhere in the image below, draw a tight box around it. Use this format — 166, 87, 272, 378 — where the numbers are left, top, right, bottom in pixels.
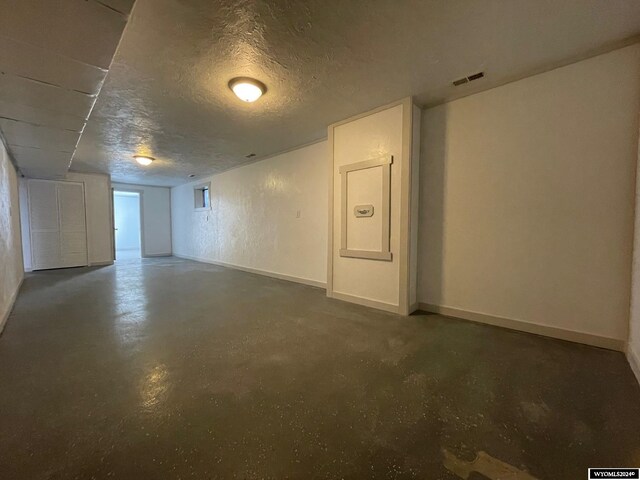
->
134, 155, 154, 166
228, 77, 266, 102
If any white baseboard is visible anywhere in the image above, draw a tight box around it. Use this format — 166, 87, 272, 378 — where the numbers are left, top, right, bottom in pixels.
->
174, 253, 326, 289
329, 291, 400, 314
143, 253, 172, 258
419, 303, 625, 352
1, 276, 24, 335
627, 345, 640, 386
89, 260, 114, 267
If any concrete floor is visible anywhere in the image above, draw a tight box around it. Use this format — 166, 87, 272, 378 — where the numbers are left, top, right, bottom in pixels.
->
1, 258, 639, 479
115, 249, 141, 261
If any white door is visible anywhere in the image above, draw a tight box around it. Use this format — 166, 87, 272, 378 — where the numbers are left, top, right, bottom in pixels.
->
29, 180, 88, 270
29, 180, 60, 270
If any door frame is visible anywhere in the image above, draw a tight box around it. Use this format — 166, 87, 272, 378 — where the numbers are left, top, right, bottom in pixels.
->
112, 188, 146, 258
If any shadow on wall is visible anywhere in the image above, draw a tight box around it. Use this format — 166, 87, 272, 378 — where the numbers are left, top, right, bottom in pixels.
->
417, 105, 447, 306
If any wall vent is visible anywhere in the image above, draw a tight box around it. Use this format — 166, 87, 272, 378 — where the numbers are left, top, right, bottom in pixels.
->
453, 71, 484, 86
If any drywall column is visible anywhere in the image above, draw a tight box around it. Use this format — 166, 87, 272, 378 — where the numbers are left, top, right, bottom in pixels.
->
327, 98, 420, 315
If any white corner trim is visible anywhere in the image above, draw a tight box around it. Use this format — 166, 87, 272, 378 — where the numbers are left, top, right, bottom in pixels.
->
627, 345, 640, 386
173, 253, 326, 289
419, 303, 625, 352
1, 276, 24, 335
330, 291, 400, 314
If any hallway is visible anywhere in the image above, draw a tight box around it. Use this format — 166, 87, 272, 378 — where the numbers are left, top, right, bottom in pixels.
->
1, 258, 639, 479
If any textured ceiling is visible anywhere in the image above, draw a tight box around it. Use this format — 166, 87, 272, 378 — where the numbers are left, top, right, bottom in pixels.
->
0, 0, 134, 179
24, 1, 640, 185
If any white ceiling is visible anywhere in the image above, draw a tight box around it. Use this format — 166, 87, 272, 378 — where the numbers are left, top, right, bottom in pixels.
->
5, 1, 640, 186
0, 0, 133, 178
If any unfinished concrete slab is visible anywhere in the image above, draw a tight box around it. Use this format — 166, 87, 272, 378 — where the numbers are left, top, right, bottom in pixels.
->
0, 257, 638, 478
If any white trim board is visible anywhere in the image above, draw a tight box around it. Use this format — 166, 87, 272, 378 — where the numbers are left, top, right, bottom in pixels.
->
173, 253, 326, 289
627, 346, 640, 386
339, 155, 393, 261
0, 276, 23, 335
419, 303, 625, 352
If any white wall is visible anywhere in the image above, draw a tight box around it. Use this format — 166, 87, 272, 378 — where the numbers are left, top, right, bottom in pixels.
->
628, 122, 640, 384
112, 183, 171, 256
172, 141, 327, 286
21, 171, 114, 269
0, 140, 24, 332
113, 192, 141, 252
419, 44, 640, 347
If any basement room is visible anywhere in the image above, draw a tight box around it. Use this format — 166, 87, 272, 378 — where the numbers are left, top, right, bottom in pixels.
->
0, 1, 639, 478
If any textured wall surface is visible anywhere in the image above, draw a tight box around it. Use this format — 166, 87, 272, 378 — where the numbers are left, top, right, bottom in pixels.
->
0, 140, 24, 330
171, 141, 327, 284
113, 183, 172, 256
418, 44, 640, 341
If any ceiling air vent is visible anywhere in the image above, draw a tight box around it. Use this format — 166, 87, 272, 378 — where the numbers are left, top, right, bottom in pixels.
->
453, 71, 484, 86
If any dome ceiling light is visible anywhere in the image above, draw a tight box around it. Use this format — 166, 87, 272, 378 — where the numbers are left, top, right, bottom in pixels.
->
134, 155, 154, 166
228, 77, 266, 103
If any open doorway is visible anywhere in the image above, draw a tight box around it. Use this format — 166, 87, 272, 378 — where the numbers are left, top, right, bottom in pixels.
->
113, 190, 142, 261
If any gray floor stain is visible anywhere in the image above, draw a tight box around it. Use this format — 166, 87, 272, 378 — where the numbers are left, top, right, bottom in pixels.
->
520, 401, 551, 424
443, 450, 539, 479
